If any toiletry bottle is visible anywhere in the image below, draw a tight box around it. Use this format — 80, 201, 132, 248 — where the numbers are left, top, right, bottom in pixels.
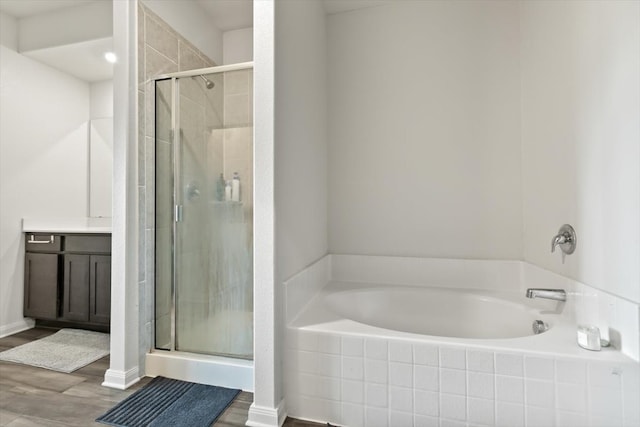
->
231, 172, 241, 202
225, 180, 232, 201
216, 173, 225, 201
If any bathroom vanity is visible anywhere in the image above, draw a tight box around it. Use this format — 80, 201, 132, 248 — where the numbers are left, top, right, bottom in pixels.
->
22, 218, 112, 331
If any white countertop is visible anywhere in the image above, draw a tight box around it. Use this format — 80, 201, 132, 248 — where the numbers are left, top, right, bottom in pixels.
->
22, 217, 112, 233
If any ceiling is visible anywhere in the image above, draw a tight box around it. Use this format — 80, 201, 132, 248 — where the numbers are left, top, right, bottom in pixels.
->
0, 0, 386, 23
323, 0, 393, 15
0, 0, 253, 83
0, 0, 99, 18
0, 0, 253, 28
0, 0, 385, 82
23, 37, 114, 82
197, 0, 253, 32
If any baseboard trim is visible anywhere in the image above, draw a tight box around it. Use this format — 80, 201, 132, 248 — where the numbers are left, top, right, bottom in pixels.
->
102, 366, 140, 390
0, 318, 35, 338
246, 399, 287, 427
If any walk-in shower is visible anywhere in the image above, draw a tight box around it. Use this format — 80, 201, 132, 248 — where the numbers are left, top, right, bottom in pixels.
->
148, 63, 254, 390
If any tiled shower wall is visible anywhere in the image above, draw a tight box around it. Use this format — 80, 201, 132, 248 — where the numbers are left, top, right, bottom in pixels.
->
137, 2, 216, 369
207, 68, 254, 351
210, 69, 254, 242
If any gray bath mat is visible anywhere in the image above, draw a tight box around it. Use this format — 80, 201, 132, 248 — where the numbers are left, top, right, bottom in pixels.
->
0, 328, 109, 373
96, 376, 240, 427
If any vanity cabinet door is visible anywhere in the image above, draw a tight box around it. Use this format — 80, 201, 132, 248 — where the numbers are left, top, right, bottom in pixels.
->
24, 253, 59, 319
62, 254, 90, 322
89, 255, 111, 325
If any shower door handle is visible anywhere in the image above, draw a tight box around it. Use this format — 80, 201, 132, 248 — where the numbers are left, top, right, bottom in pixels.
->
175, 205, 183, 222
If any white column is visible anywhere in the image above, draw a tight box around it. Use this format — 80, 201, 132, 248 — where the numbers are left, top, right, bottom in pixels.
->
103, 0, 140, 390
247, 0, 284, 426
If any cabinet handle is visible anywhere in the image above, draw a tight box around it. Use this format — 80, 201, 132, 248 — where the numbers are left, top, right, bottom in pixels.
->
28, 234, 55, 244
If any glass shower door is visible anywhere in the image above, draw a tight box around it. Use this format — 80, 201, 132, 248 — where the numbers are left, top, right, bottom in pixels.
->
155, 67, 254, 359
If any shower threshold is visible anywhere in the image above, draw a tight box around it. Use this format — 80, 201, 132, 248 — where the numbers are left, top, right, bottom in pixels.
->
145, 350, 254, 391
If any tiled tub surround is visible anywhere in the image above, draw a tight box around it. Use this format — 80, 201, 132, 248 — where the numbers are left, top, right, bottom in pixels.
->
284, 255, 640, 426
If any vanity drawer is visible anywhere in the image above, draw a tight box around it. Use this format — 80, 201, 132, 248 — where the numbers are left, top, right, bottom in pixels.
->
25, 234, 62, 252
65, 235, 111, 254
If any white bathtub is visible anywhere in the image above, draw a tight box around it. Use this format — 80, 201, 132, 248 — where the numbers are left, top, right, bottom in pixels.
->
325, 286, 549, 339
293, 281, 582, 356
284, 256, 640, 427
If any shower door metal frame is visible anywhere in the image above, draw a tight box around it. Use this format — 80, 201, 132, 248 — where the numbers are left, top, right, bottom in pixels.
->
153, 62, 254, 354
152, 75, 178, 352
153, 61, 254, 82
170, 75, 179, 351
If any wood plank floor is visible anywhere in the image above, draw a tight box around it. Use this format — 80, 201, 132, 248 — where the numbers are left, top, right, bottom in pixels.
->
0, 327, 322, 427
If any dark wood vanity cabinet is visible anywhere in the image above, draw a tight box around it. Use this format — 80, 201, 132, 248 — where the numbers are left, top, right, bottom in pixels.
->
24, 233, 111, 328
63, 254, 111, 324
24, 252, 59, 320
62, 254, 89, 322
89, 255, 111, 324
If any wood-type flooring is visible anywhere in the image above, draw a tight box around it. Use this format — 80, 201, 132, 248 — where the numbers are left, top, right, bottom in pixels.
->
0, 327, 322, 427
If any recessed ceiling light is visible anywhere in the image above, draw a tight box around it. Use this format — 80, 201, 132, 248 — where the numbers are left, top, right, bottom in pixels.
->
104, 52, 117, 63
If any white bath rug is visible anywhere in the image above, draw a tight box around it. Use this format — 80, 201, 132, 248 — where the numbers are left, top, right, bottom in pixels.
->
0, 328, 110, 373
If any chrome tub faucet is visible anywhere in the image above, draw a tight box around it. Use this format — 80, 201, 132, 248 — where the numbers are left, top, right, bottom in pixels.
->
526, 288, 567, 302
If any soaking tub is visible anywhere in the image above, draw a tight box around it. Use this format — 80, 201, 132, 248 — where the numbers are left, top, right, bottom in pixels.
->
291, 281, 578, 354
284, 257, 639, 427
325, 285, 549, 339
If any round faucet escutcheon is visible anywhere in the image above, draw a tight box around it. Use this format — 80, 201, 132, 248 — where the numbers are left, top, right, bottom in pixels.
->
551, 224, 576, 255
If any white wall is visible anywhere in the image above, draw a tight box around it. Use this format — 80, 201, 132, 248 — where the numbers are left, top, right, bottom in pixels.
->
142, 0, 223, 65
0, 12, 17, 50
327, 1, 522, 259
89, 80, 113, 218
276, 0, 328, 284
521, 0, 640, 304
273, 0, 328, 417
90, 80, 114, 119
89, 118, 113, 218
0, 46, 90, 336
223, 27, 253, 65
